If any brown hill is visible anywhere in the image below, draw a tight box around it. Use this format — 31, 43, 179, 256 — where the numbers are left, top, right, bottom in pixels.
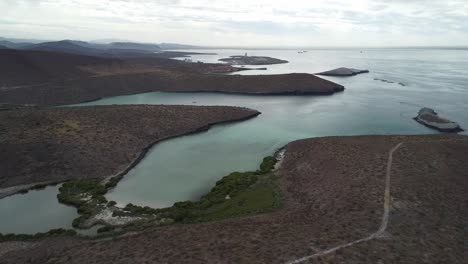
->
0, 49, 344, 106
0, 105, 259, 193
0, 49, 119, 86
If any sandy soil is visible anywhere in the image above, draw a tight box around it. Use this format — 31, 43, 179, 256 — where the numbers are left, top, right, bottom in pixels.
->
0, 105, 259, 190
2, 135, 466, 263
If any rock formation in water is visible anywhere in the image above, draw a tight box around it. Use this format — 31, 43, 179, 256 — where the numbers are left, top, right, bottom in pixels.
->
374, 78, 407, 86
414, 108, 463, 132
317, 67, 369, 76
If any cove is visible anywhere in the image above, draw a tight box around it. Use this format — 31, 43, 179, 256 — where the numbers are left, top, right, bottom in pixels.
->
81, 90, 440, 208
0, 185, 77, 234
1, 48, 467, 234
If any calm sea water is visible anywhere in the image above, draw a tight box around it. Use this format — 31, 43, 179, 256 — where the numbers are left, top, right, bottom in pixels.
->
0, 185, 76, 234
1, 48, 467, 233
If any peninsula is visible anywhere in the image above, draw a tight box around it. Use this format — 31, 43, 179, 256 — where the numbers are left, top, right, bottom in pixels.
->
0, 49, 343, 106
0, 105, 259, 196
219, 55, 288, 65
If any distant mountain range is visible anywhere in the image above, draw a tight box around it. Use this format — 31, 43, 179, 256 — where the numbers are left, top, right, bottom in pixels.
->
0, 40, 33, 49
0, 37, 46, 44
0, 37, 199, 53
16, 40, 163, 57
158, 43, 199, 50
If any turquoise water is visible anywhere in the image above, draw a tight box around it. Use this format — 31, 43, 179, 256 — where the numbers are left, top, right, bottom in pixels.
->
1, 48, 467, 232
84, 49, 468, 207
0, 185, 77, 234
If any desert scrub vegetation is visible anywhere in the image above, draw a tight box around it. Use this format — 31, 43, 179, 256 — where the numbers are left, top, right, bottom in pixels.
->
52, 154, 282, 235
0, 228, 76, 242
117, 155, 282, 227
258, 156, 276, 174
57, 179, 109, 228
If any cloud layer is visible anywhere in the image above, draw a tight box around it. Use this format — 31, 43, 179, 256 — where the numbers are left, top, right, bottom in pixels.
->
2, 0, 468, 46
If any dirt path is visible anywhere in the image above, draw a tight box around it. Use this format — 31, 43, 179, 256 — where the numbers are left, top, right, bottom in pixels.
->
286, 142, 403, 264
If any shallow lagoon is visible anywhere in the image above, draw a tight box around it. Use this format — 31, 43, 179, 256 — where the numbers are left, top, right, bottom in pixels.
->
0, 185, 76, 234
1, 48, 467, 233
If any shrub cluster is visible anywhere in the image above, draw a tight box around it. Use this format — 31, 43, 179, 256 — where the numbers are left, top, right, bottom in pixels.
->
258, 156, 277, 174
51, 154, 279, 234
0, 229, 76, 242
57, 179, 109, 228
97, 225, 115, 233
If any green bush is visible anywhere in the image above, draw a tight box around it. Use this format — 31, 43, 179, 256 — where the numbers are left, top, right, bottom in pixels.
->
72, 215, 89, 228
93, 195, 107, 204
196, 172, 258, 209
120, 203, 159, 216
105, 177, 121, 189
174, 201, 195, 209
97, 225, 115, 233
259, 156, 277, 174
0, 229, 76, 242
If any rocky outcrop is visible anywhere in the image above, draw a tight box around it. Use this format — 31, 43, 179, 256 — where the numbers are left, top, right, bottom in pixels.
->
414, 108, 463, 132
317, 67, 369, 77
219, 55, 288, 65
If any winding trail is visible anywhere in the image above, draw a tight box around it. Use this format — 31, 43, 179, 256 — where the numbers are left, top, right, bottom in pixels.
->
287, 142, 403, 264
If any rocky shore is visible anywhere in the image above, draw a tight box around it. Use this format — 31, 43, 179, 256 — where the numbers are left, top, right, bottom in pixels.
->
0, 105, 260, 190
2, 135, 466, 263
317, 67, 369, 76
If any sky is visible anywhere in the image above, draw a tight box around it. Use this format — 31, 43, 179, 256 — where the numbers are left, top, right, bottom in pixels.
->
1, 0, 468, 47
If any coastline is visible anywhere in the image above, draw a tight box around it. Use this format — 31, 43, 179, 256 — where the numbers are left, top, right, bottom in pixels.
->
0, 111, 261, 199
0, 105, 261, 191
101, 110, 261, 187
3, 135, 466, 263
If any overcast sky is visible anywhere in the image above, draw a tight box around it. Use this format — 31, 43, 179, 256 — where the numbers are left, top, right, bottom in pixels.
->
1, 0, 468, 47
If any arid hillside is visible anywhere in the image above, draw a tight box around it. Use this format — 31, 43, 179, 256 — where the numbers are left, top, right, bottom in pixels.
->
2, 135, 466, 263
0, 49, 119, 86
0, 105, 259, 191
0, 49, 344, 106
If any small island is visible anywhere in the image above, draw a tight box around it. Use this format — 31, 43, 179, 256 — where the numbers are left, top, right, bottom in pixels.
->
414, 108, 463, 133
219, 54, 288, 65
316, 67, 369, 77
